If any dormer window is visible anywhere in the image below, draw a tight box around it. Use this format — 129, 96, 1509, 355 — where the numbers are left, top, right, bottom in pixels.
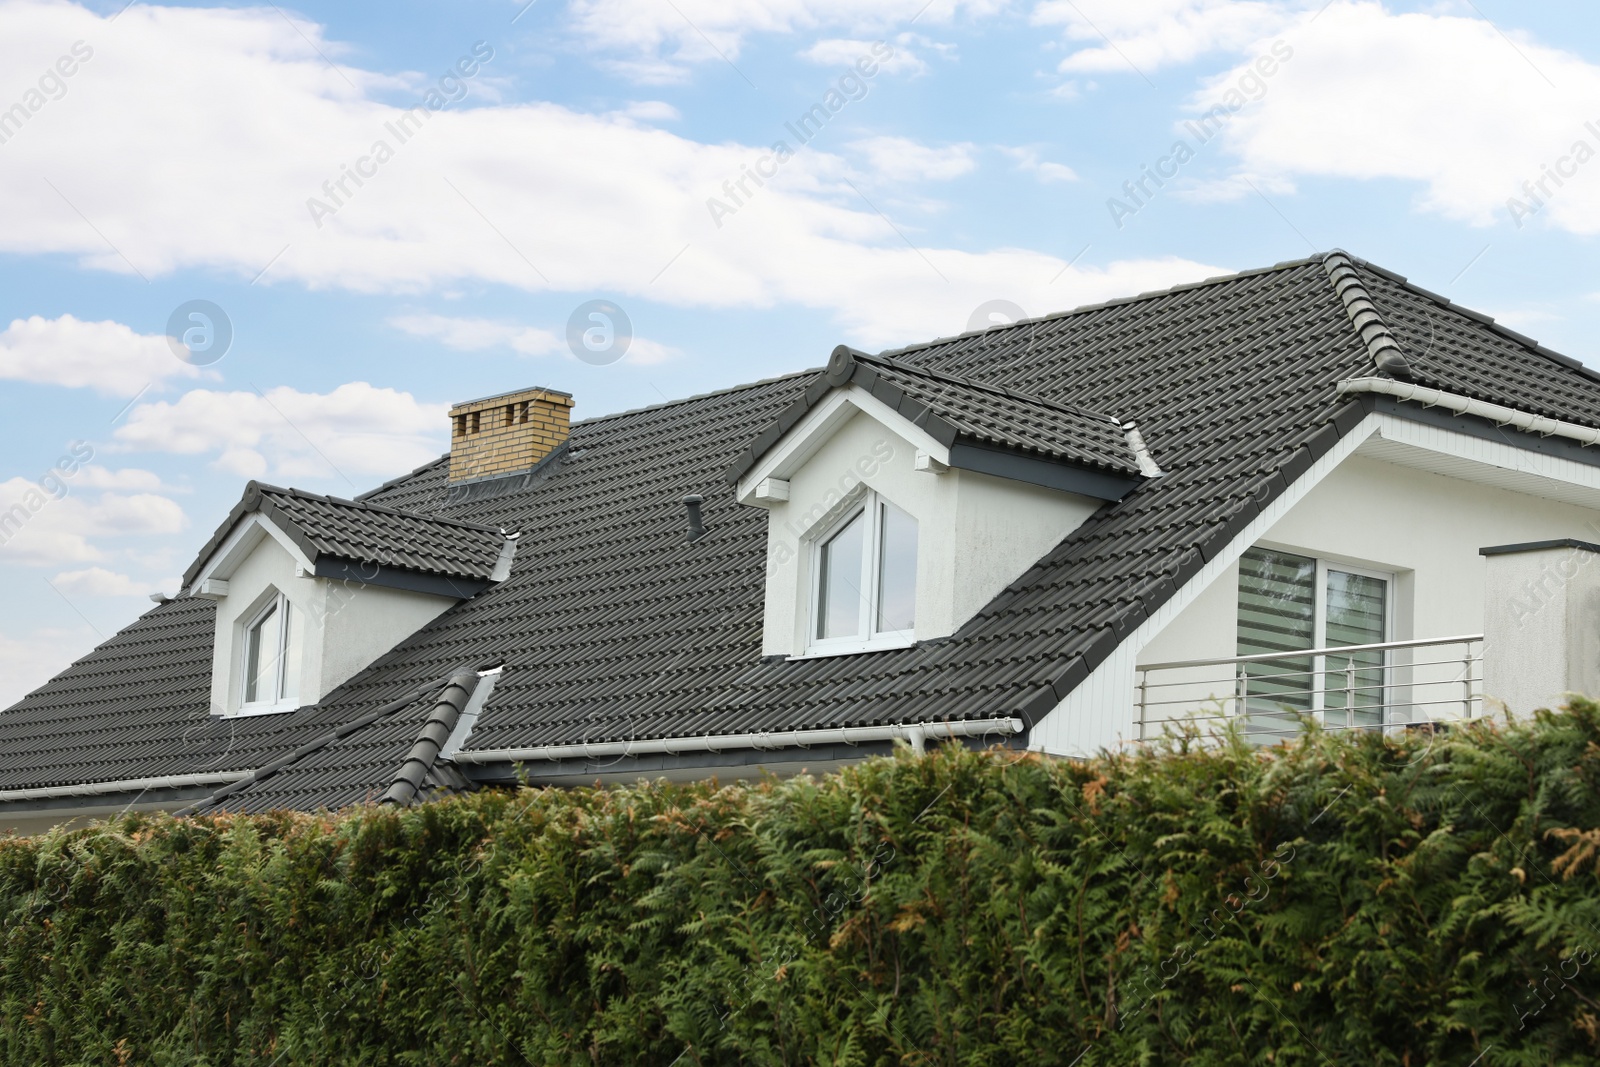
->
186, 480, 518, 717
730, 346, 1149, 659
241, 591, 295, 710
810, 491, 918, 653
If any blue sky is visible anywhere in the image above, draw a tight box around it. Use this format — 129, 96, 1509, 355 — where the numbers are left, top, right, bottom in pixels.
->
1, 0, 1598, 705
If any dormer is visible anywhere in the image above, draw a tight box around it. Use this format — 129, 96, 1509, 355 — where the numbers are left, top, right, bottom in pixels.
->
181, 483, 515, 717
727, 346, 1156, 659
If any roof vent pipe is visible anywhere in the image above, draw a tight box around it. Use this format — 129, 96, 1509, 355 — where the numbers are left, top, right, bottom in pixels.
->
682, 494, 706, 543
1122, 422, 1165, 478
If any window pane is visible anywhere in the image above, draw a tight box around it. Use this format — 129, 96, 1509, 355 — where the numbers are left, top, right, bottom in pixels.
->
244, 603, 275, 704
875, 500, 917, 634
1323, 570, 1387, 731
817, 511, 865, 640
1237, 548, 1316, 743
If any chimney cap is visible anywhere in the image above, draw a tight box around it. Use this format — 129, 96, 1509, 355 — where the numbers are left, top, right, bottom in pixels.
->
449, 385, 573, 414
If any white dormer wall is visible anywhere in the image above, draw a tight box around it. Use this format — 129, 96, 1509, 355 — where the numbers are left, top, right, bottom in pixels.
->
202, 524, 460, 716
754, 404, 1103, 657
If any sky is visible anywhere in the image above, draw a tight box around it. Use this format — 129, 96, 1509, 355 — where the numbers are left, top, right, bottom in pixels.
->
0, 0, 1597, 708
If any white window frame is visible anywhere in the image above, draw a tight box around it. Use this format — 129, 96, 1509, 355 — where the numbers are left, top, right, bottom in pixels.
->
800, 489, 917, 658
238, 590, 298, 715
1310, 557, 1394, 726
1239, 547, 1395, 727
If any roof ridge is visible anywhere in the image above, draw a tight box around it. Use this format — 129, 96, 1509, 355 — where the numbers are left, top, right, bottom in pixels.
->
260, 482, 504, 534
570, 368, 818, 429
1320, 250, 1414, 378
857, 349, 1123, 425
874, 252, 1329, 360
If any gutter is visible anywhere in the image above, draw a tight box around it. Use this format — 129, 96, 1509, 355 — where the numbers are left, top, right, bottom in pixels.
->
1337, 377, 1600, 448
449, 717, 1025, 765
0, 770, 250, 805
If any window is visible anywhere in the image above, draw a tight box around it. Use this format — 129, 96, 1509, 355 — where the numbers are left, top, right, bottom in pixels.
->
241, 592, 295, 709
1236, 548, 1390, 743
810, 492, 917, 653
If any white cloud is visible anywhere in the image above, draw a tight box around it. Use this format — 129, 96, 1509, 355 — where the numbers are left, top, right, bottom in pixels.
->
0, 627, 91, 711
620, 337, 679, 366
1174, 171, 1294, 204
569, 0, 997, 73
1189, 2, 1600, 235
0, 2, 1224, 349
1034, 0, 1304, 75
850, 136, 977, 182
390, 313, 563, 356
608, 100, 681, 123
0, 314, 206, 396
802, 36, 929, 76
390, 313, 679, 366
73, 466, 168, 491
0, 475, 186, 566
111, 382, 448, 481
51, 566, 156, 597
998, 145, 1077, 183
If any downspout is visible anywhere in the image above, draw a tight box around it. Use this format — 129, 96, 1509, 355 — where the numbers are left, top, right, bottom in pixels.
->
1337, 377, 1600, 448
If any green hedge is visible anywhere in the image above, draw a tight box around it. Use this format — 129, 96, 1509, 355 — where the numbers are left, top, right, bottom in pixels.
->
5, 704, 1600, 1066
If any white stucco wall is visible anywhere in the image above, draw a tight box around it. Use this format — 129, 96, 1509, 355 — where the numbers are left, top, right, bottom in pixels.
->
1035, 413, 1600, 757
1141, 454, 1600, 669
208, 534, 310, 715
759, 409, 1101, 657
207, 534, 457, 715
1483, 543, 1600, 714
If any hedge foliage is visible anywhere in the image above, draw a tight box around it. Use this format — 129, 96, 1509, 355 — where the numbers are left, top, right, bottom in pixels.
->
5, 704, 1600, 1065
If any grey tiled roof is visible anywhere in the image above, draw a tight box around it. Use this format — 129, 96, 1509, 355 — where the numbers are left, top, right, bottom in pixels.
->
8, 251, 1600, 813
180, 482, 507, 589
0, 592, 482, 810
0, 597, 229, 792
725, 346, 1140, 483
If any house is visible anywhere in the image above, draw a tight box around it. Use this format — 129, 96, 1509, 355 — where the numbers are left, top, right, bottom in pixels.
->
5, 249, 1600, 835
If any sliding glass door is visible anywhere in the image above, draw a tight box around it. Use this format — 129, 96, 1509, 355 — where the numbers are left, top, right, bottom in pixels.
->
1237, 547, 1391, 743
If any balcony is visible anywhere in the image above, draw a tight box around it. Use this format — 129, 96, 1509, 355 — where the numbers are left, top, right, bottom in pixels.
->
1133, 634, 1485, 744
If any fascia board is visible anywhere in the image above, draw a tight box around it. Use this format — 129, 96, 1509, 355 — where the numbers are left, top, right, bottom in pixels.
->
735, 385, 950, 505
185, 513, 317, 594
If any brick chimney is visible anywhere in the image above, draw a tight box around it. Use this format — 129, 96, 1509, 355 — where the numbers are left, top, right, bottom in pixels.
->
448, 386, 574, 484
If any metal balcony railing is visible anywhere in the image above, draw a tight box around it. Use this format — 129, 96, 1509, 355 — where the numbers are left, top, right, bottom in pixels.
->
1133, 634, 1484, 743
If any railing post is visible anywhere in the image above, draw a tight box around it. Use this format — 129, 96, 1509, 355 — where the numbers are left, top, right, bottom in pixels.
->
1235, 663, 1247, 722
1463, 641, 1475, 721
1345, 658, 1356, 732
1136, 670, 1147, 742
